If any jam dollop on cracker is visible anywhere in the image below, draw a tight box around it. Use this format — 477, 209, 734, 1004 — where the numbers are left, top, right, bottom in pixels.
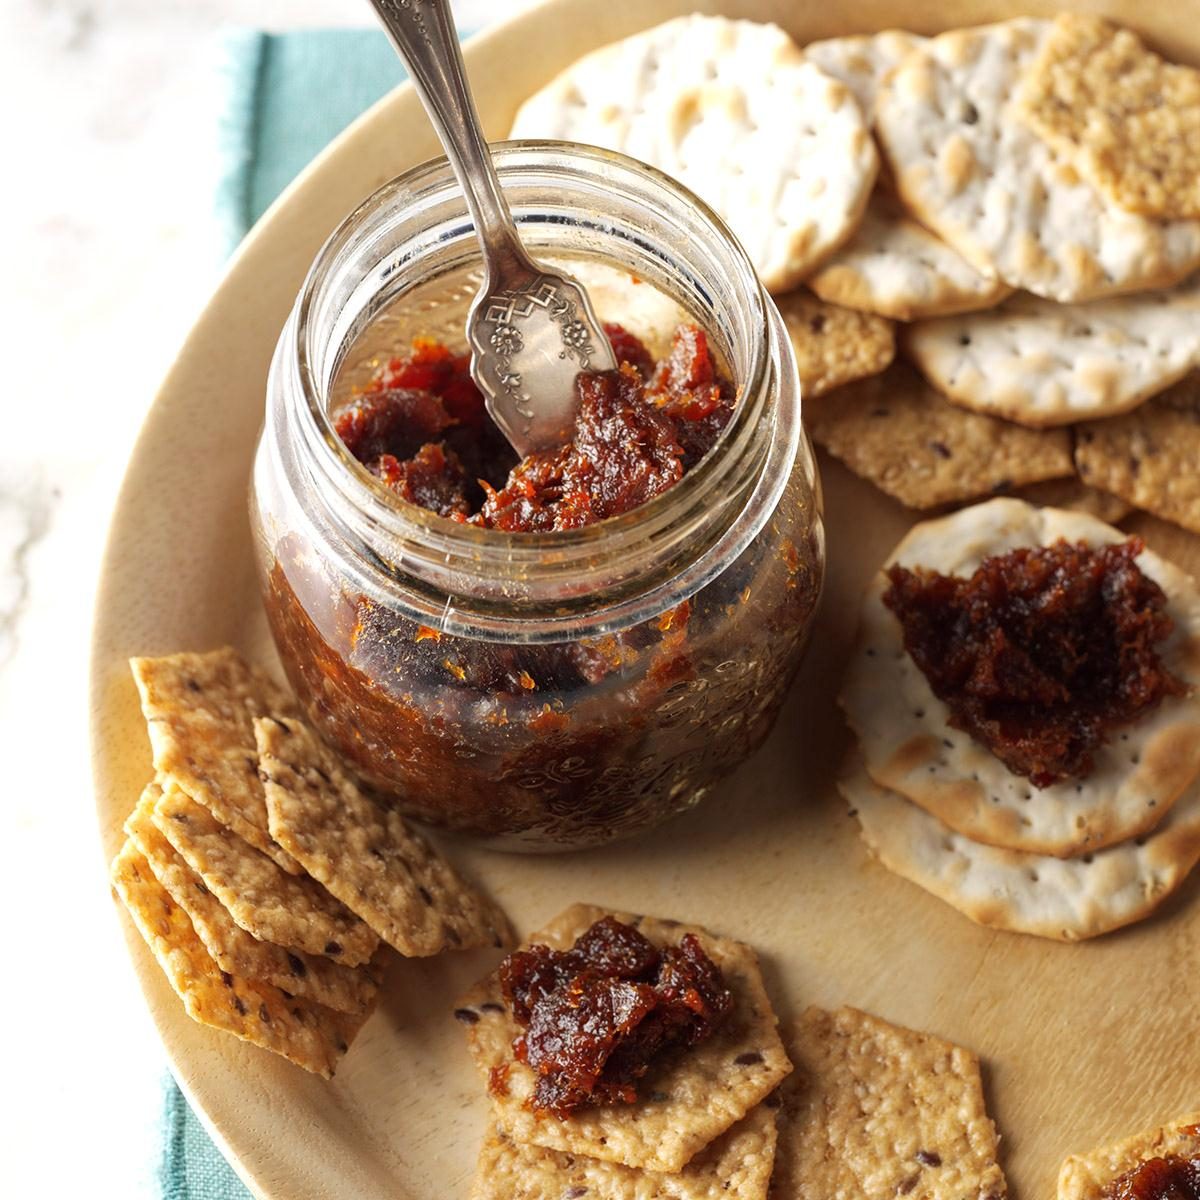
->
497, 916, 733, 1117
1100, 1153, 1200, 1200
332, 323, 734, 531
883, 538, 1185, 786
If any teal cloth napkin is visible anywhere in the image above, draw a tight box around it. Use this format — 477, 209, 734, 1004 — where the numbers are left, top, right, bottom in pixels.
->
160, 27, 432, 1199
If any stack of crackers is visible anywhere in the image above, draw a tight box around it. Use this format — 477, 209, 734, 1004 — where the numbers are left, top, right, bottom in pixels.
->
110, 647, 511, 1076
511, 13, 1200, 529
453, 903, 1009, 1200
839, 498, 1200, 942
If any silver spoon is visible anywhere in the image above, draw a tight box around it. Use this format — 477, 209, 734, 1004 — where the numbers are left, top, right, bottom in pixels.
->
366, 0, 616, 458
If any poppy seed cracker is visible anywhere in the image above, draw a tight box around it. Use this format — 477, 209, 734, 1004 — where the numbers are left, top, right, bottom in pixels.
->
152, 783, 379, 966
130, 647, 302, 874
110, 840, 366, 1077
470, 1105, 778, 1200
456, 903, 792, 1174
773, 1006, 1007, 1200
1059, 1113, 1200, 1200
255, 715, 512, 957
126, 784, 383, 1012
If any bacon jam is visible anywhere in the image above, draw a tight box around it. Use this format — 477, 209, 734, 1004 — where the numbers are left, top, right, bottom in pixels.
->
259, 315, 821, 846
332, 322, 734, 531
1100, 1154, 1200, 1200
497, 916, 733, 1117
884, 538, 1185, 787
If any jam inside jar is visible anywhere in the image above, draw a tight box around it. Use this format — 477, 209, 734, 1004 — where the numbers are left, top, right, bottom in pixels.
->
251, 143, 824, 850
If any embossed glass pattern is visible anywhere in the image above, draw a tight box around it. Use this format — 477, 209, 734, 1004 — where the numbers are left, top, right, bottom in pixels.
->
251, 144, 824, 850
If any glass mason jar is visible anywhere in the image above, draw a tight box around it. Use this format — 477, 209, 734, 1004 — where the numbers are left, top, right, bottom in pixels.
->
250, 143, 824, 851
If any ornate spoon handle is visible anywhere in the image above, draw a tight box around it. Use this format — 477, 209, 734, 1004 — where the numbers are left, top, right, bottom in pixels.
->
366, 0, 533, 282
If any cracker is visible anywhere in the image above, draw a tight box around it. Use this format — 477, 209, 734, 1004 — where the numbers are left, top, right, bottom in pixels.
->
1075, 373, 1200, 535
773, 1006, 1007, 1200
457, 903, 791, 1174
1019, 15, 1200, 221
152, 783, 379, 966
905, 280, 1200, 427
803, 33, 1012, 322
130, 648, 301, 874
874, 19, 1200, 303
807, 360, 1073, 508
804, 29, 926, 120
839, 498, 1200, 857
777, 291, 895, 398
509, 15, 877, 292
125, 784, 382, 1012
255, 716, 511, 956
110, 840, 364, 1077
843, 761, 1200, 941
1059, 1113, 1200, 1200
1011, 478, 1132, 525
809, 193, 1014, 321
471, 1106, 778, 1200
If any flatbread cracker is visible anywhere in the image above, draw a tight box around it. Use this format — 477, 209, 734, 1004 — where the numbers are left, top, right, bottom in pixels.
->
843, 761, 1200, 941
804, 29, 926, 119
509, 15, 877, 292
905, 279, 1200, 427
807, 360, 1073, 508
1012, 478, 1132, 525
809, 193, 1014, 321
255, 716, 511, 956
457, 903, 792, 1174
839, 499, 1200, 857
110, 840, 363, 1077
152, 783, 379, 966
471, 1106, 779, 1200
777, 291, 894, 399
1076, 373, 1200, 535
126, 784, 381, 1013
130, 648, 301, 874
773, 1006, 1007, 1200
1059, 1113, 1200, 1200
1019, 15, 1200, 221
875, 20, 1200, 302
803, 33, 1012, 321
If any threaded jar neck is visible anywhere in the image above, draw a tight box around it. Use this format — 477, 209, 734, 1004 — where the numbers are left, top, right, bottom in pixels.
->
270, 142, 801, 642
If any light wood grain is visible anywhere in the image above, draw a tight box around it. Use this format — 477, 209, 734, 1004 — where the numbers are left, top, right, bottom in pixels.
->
89, 2, 1200, 1198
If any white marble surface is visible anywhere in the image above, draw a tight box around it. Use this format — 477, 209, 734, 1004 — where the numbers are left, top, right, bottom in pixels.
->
1, 1, 536, 1194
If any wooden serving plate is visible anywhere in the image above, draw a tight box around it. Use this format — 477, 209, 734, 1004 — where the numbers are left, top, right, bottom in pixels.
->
89, 2, 1200, 1197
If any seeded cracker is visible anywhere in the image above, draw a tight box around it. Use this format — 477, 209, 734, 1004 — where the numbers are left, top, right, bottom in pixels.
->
152, 783, 379, 966
509, 15, 877, 292
1059, 1113, 1200, 1200
776, 291, 894, 398
839, 499, 1200, 857
110, 840, 364, 1077
808, 360, 1073, 509
1011, 478, 1131, 526
843, 761, 1200, 941
470, 1106, 779, 1200
874, 20, 1200, 303
125, 784, 382, 1012
905, 279, 1200, 427
130, 648, 302, 874
772, 1006, 1007, 1200
1019, 15, 1200, 221
456, 903, 791, 1174
255, 716, 511, 956
1075, 373, 1200, 535
803, 32, 1012, 322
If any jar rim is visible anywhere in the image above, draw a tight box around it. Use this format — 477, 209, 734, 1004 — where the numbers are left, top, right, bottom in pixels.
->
283, 141, 801, 637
